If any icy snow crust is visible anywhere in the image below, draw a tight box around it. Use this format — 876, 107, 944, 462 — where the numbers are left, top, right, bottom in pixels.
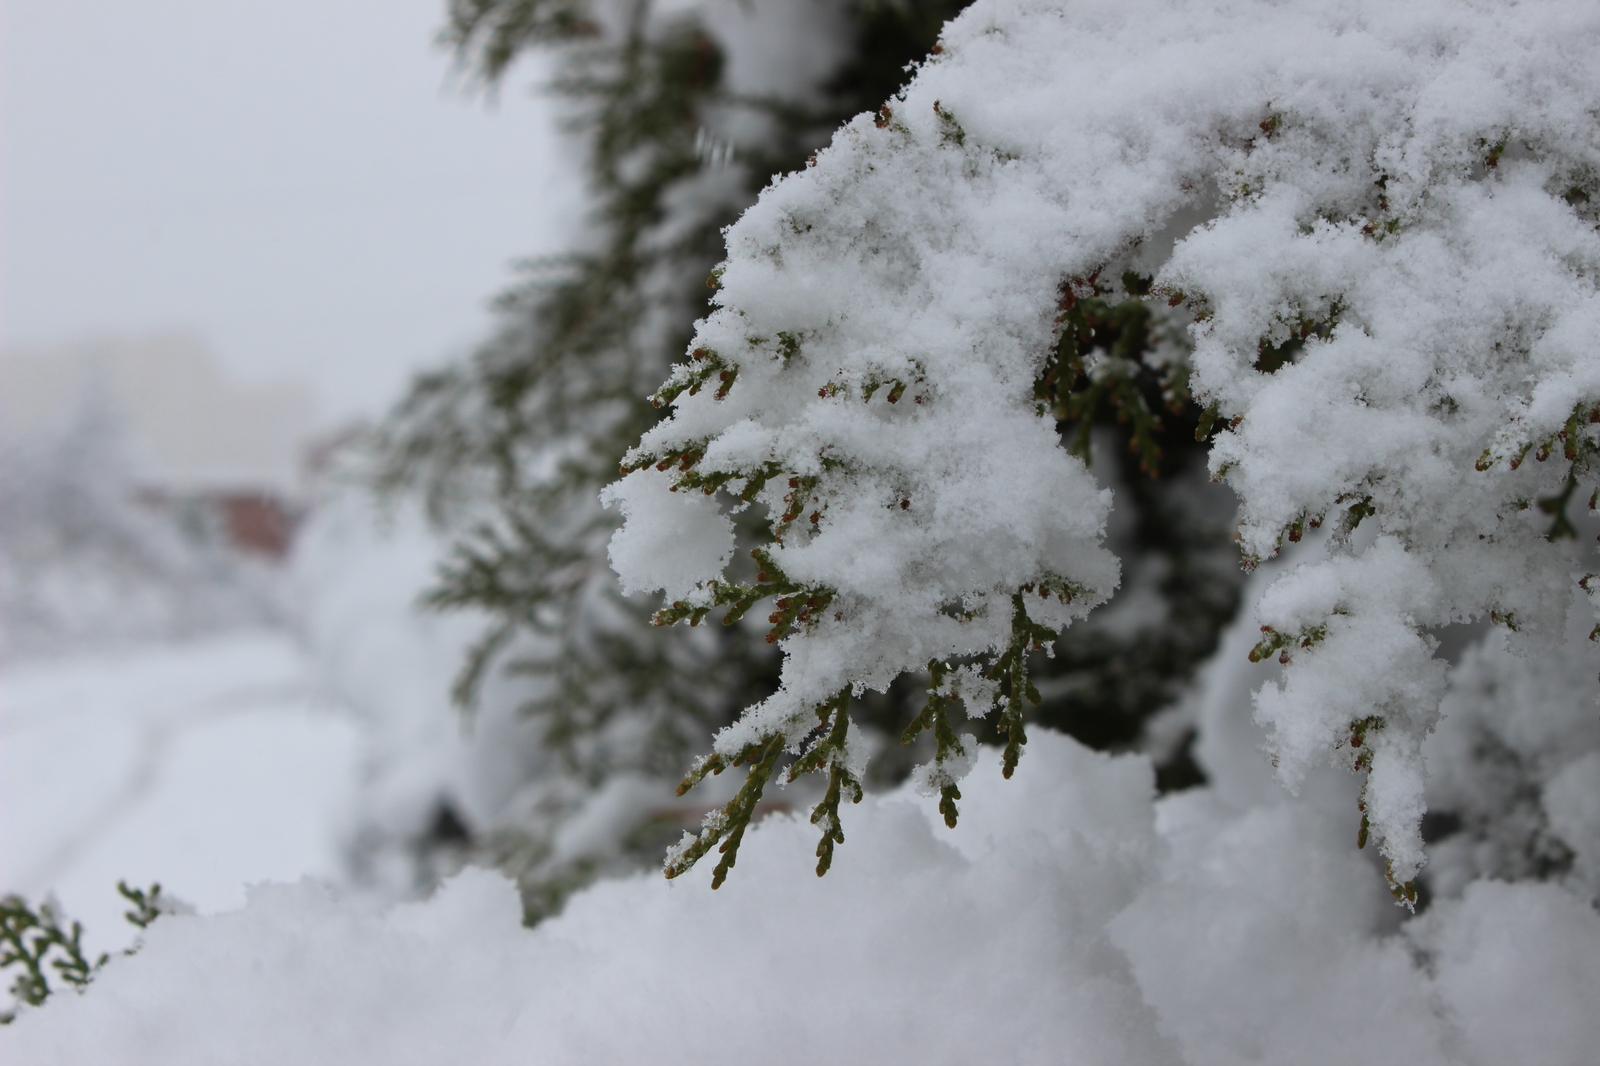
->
608, 0, 1600, 888
8, 731, 1599, 1065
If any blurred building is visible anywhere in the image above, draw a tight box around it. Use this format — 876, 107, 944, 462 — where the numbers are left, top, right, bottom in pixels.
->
0, 332, 319, 559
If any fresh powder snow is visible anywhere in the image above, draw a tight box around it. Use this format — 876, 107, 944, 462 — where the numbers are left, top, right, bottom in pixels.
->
6, 722, 1598, 1064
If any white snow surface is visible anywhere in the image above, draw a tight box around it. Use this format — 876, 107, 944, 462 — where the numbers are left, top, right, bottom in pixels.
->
0, 632, 360, 955
609, 0, 1600, 886
604, 470, 736, 599
6, 729, 1597, 1065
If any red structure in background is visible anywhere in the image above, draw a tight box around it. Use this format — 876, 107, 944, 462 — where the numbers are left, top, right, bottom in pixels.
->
213, 492, 299, 558
133, 487, 303, 561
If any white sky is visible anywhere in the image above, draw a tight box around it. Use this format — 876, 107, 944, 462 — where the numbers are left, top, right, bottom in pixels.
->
2, 0, 583, 422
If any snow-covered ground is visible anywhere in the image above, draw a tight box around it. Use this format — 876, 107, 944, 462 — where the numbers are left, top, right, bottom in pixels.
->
6, 726, 1599, 1065
0, 631, 361, 955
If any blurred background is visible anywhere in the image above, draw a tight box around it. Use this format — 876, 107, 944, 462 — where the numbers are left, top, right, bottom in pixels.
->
1, 0, 579, 946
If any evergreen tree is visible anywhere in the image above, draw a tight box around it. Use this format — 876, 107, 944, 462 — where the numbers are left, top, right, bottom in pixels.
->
372, 0, 1240, 912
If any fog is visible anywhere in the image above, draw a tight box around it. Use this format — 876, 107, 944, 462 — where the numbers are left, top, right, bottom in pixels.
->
3, 0, 581, 421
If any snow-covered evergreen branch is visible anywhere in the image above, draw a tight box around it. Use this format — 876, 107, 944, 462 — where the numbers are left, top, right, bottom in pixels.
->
610, 0, 1600, 897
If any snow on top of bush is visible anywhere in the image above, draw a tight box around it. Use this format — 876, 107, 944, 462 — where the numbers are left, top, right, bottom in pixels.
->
8, 730, 1598, 1065
607, 0, 1600, 892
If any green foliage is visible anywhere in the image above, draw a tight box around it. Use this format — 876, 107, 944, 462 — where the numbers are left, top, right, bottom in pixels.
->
1248, 622, 1329, 665
666, 733, 787, 888
443, 0, 601, 82
665, 686, 864, 887
791, 689, 863, 876
374, 0, 1245, 901
1471, 401, 1600, 541
117, 881, 170, 931
1253, 305, 1341, 375
371, 0, 972, 912
1024, 271, 1244, 775
375, 0, 966, 724
649, 347, 737, 408
652, 548, 836, 645
1, 882, 167, 1024
900, 661, 969, 828
375, 3, 777, 797
1036, 272, 1171, 475
1, 895, 103, 1019
987, 594, 1058, 779
658, 571, 1133, 886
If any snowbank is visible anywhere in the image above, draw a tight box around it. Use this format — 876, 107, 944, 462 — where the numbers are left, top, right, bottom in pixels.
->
7, 730, 1596, 1065
0, 633, 360, 955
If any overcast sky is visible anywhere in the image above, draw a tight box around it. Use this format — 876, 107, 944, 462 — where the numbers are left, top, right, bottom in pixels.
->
2, 0, 583, 422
